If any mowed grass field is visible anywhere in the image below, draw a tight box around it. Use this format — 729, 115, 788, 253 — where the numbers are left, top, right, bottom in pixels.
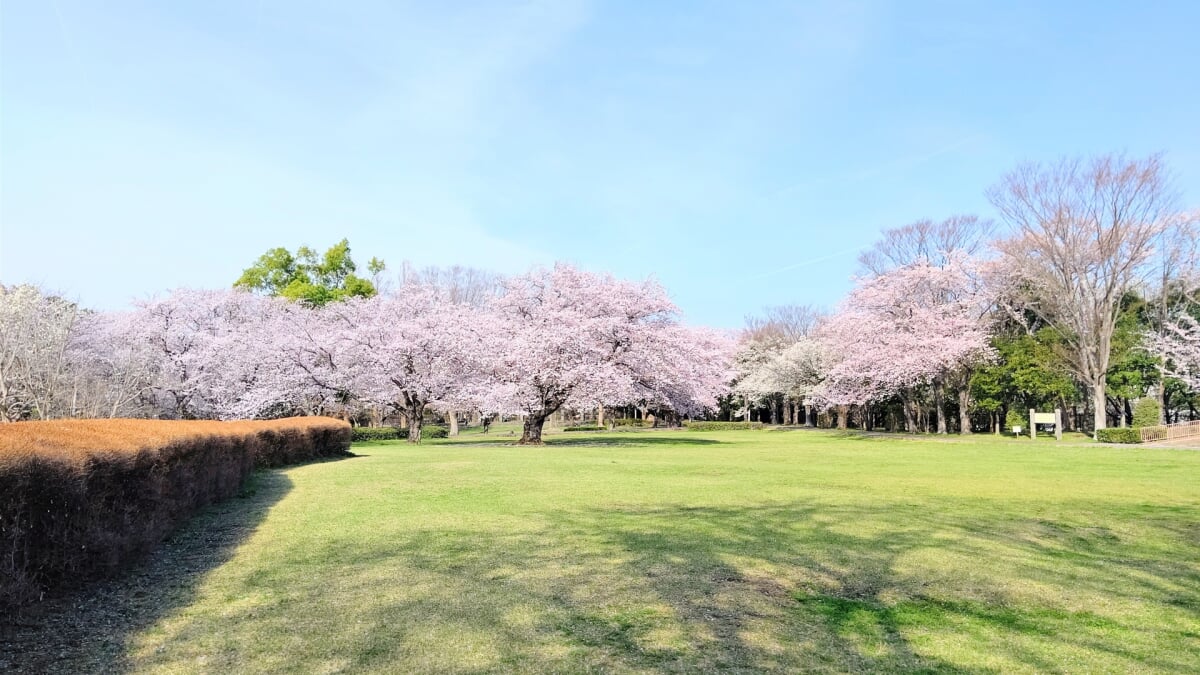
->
88, 428, 1200, 672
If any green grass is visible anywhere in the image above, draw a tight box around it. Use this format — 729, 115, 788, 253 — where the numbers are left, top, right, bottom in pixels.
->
123, 429, 1199, 673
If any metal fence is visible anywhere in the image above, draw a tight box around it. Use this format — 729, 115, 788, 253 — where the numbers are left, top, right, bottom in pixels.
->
1140, 420, 1200, 443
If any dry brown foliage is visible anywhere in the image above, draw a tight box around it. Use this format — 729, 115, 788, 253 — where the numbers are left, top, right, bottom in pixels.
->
0, 417, 351, 609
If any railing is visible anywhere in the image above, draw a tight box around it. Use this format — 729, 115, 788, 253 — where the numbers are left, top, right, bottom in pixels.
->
1140, 420, 1200, 443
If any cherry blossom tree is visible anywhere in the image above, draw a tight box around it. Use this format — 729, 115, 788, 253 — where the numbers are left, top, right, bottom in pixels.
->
1147, 314, 1200, 393
634, 324, 736, 421
817, 254, 993, 432
320, 286, 486, 442
481, 264, 707, 444
739, 337, 831, 425
67, 310, 157, 418
120, 289, 288, 419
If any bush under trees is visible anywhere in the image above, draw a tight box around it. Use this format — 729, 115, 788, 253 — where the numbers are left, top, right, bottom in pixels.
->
1132, 398, 1162, 429
686, 421, 764, 431
1096, 428, 1142, 444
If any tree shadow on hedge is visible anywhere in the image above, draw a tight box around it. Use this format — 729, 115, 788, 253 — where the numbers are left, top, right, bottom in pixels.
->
0, 467, 299, 674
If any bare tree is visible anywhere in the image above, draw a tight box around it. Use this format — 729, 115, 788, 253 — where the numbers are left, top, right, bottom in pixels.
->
743, 304, 823, 343
0, 285, 81, 421
397, 262, 503, 307
987, 153, 1181, 436
859, 214, 995, 275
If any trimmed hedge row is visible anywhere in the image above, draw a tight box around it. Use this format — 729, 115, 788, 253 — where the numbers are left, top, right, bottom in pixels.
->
564, 425, 606, 432
351, 425, 449, 442
0, 417, 351, 609
685, 421, 765, 431
352, 426, 402, 442
1095, 427, 1142, 444
423, 425, 449, 439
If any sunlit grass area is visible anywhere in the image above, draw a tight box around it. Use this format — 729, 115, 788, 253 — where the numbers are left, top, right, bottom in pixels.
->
120, 429, 1198, 673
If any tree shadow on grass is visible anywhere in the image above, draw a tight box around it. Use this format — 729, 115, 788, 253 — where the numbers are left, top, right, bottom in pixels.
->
0, 463, 315, 674
96, 495, 1200, 673
541, 501, 1200, 672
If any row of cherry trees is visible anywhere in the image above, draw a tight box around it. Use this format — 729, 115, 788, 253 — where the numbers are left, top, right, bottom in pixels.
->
735, 252, 994, 433
734, 154, 1200, 435
0, 265, 734, 444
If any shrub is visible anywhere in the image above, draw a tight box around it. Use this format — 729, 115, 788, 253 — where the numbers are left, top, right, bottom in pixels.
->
1096, 427, 1141, 444
422, 425, 449, 439
563, 425, 606, 432
352, 426, 402, 442
0, 417, 351, 609
686, 421, 765, 431
611, 418, 649, 427
1004, 408, 1027, 432
1132, 398, 1161, 429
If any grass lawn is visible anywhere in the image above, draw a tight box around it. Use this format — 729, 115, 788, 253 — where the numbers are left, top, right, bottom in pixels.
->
70, 429, 1200, 672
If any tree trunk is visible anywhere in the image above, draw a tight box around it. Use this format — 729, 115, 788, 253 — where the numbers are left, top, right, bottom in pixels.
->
957, 386, 972, 435
520, 413, 548, 445
837, 405, 849, 430
448, 409, 459, 436
597, 406, 605, 427
1092, 378, 1106, 438
407, 401, 425, 443
932, 377, 948, 434
901, 391, 916, 433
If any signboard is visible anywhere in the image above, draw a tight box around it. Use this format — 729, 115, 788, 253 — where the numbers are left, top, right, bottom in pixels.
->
1029, 409, 1063, 441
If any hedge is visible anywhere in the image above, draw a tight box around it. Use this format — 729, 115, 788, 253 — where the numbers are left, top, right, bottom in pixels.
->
422, 425, 449, 439
351, 425, 448, 442
611, 418, 649, 427
0, 417, 351, 609
352, 426, 402, 442
1096, 427, 1142, 444
685, 421, 765, 431
564, 425, 606, 432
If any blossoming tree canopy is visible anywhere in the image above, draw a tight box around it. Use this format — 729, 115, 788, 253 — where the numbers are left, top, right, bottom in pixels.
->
308, 285, 486, 443
481, 264, 727, 444
817, 254, 994, 428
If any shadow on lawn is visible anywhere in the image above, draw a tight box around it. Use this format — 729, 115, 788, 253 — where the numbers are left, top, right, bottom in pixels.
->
0, 464, 310, 674
172, 499, 1198, 673
545, 502, 1199, 673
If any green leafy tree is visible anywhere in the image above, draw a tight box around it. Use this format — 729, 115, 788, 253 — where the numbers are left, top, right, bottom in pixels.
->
1105, 293, 1160, 425
235, 239, 385, 306
971, 330, 1076, 413
1132, 398, 1161, 428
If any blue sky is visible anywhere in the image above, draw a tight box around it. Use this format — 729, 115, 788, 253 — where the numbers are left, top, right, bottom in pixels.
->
2, 1, 1198, 327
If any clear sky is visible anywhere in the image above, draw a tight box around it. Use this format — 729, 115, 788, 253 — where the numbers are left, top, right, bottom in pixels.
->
2, 1, 1198, 327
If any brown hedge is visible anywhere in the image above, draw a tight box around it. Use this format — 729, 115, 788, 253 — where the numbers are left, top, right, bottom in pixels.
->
0, 417, 351, 609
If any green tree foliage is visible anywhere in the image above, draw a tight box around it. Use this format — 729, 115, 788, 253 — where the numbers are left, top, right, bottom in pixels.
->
234, 239, 385, 306
1004, 407, 1026, 432
1106, 294, 1159, 403
970, 330, 1076, 413
1132, 398, 1161, 428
